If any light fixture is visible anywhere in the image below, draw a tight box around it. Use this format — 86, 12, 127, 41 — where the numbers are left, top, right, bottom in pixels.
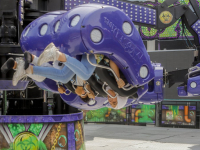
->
88, 100, 97, 106
71, 15, 80, 27
40, 24, 48, 36
122, 22, 132, 35
190, 82, 197, 88
54, 20, 60, 33
90, 29, 102, 43
140, 66, 148, 79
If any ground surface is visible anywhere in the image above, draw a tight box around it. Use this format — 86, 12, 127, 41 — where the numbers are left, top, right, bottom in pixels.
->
84, 124, 200, 150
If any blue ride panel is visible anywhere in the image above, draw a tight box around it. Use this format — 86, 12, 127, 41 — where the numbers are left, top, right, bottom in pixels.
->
139, 63, 164, 104
178, 64, 200, 97
19, 4, 159, 109
178, 76, 200, 97
80, 4, 154, 85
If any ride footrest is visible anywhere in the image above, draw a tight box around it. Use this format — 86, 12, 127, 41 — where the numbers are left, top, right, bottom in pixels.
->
0, 80, 29, 91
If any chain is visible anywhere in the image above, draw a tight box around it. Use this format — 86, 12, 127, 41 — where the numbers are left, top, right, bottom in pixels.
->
51, 123, 62, 150
78, 121, 83, 143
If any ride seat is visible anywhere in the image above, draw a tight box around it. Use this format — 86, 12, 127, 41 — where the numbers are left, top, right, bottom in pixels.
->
95, 61, 138, 98
179, 71, 200, 91
64, 75, 107, 98
87, 75, 107, 97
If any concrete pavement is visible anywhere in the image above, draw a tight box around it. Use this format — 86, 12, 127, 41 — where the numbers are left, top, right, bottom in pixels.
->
84, 124, 200, 150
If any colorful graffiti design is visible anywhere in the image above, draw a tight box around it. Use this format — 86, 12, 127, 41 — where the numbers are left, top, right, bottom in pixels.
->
131, 104, 155, 123
83, 107, 126, 123
0, 121, 85, 150
13, 132, 39, 150
162, 105, 196, 126
75, 121, 85, 150
83, 105, 155, 124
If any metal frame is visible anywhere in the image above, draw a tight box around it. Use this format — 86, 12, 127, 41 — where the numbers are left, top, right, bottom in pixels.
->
83, 82, 99, 97
102, 82, 118, 99
86, 54, 135, 91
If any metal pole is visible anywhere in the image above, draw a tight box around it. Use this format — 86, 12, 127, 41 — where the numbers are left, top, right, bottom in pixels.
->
43, 90, 48, 115
3, 91, 7, 115
0, 91, 2, 115
43, 90, 47, 103
155, 102, 161, 127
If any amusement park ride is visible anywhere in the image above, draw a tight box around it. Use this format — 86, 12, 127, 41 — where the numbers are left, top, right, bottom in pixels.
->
1, 0, 200, 111
0, 0, 200, 149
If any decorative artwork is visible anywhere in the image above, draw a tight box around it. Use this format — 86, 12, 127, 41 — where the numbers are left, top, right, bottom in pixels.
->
139, 0, 200, 40
0, 121, 85, 150
83, 107, 126, 123
159, 11, 173, 24
75, 121, 85, 150
83, 105, 156, 124
131, 104, 155, 123
162, 105, 196, 126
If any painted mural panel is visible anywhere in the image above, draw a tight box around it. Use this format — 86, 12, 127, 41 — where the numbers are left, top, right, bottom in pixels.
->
0, 121, 85, 150
131, 104, 155, 123
43, 123, 67, 149
0, 123, 49, 150
75, 120, 85, 150
0, 130, 9, 149
162, 105, 196, 126
83, 108, 126, 123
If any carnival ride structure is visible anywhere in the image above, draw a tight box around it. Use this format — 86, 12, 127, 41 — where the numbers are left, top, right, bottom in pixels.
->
1, 0, 200, 110
0, 1, 200, 149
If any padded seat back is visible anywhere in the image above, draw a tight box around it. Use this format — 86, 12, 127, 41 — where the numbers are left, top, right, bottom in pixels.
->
87, 75, 107, 97
95, 61, 138, 98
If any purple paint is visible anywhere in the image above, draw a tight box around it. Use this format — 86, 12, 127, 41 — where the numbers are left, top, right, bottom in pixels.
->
192, 20, 200, 44
139, 63, 164, 104
19, 4, 160, 110
178, 68, 200, 97
64, 0, 157, 26
162, 105, 196, 110
0, 112, 83, 123
0, 80, 29, 91
68, 122, 76, 150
